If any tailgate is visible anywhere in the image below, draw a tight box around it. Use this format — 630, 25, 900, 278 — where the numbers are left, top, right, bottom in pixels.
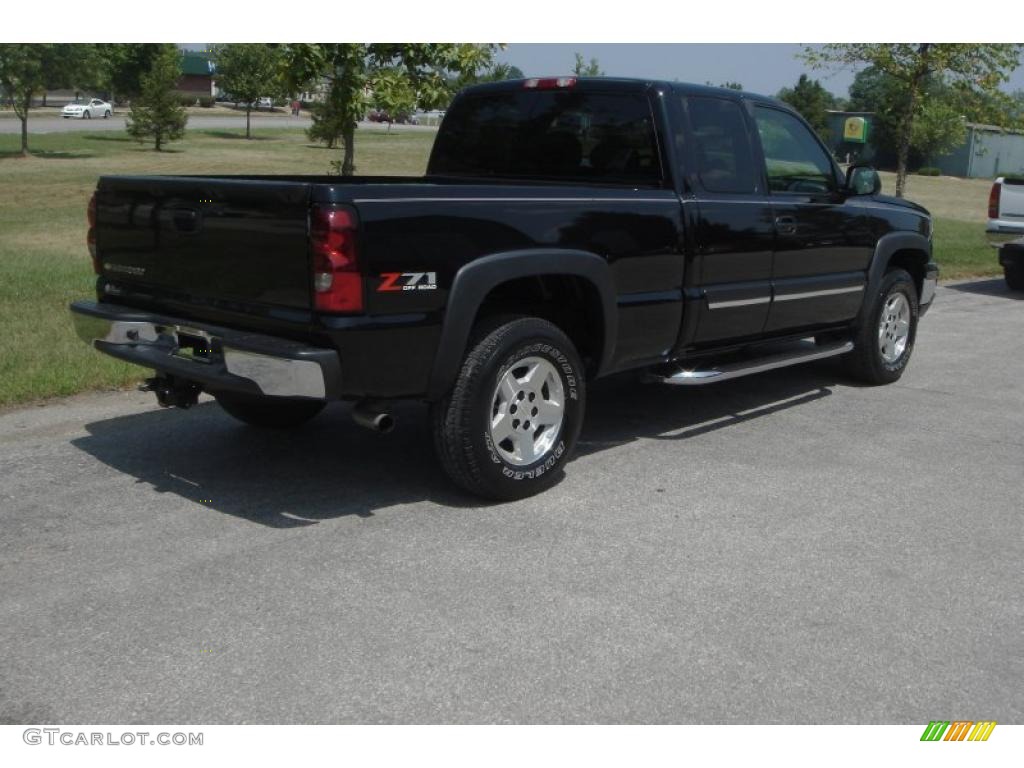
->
96, 176, 313, 310
1000, 177, 1024, 219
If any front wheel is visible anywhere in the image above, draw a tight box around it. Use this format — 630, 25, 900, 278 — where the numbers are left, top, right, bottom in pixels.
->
1005, 264, 1024, 291
431, 317, 586, 500
846, 268, 919, 385
103, 110, 111, 118
83, 110, 91, 119
214, 391, 325, 429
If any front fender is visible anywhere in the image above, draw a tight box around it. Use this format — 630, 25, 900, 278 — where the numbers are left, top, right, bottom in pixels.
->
859, 231, 934, 319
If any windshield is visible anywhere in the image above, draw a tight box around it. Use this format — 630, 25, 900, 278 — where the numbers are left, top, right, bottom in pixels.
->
429, 89, 663, 186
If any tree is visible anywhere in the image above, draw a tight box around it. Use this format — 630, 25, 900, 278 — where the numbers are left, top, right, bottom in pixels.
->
1006, 90, 1024, 126
485, 63, 524, 82
705, 81, 744, 90
848, 65, 1009, 172
0, 44, 94, 156
282, 44, 498, 175
910, 99, 967, 161
372, 68, 417, 132
803, 44, 1023, 196
453, 62, 525, 89
573, 53, 603, 77
215, 44, 285, 139
306, 87, 351, 150
126, 46, 187, 151
777, 74, 840, 140
95, 43, 173, 103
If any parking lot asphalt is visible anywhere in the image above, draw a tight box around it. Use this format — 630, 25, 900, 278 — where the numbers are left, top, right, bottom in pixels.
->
0, 280, 1021, 724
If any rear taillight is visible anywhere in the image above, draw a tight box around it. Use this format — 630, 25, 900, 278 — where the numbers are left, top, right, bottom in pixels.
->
310, 205, 362, 313
523, 76, 577, 90
87, 192, 99, 274
988, 182, 1001, 219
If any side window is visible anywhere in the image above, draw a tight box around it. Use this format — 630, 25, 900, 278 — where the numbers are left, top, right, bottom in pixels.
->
753, 106, 836, 193
685, 96, 757, 195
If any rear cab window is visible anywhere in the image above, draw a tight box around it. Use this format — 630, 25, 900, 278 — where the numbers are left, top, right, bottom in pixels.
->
429, 88, 663, 186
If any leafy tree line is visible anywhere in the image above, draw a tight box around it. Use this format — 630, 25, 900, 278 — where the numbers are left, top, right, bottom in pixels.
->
1, 43, 505, 159
776, 74, 842, 139
282, 44, 499, 175
803, 44, 1024, 196
0, 44, 100, 155
0, 43, 184, 154
772, 48, 1024, 195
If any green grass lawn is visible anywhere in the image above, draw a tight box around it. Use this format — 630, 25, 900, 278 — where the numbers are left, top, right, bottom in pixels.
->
0, 128, 1003, 407
877, 170, 1000, 280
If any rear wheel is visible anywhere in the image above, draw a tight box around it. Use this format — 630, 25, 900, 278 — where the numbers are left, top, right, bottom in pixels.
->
214, 391, 325, 429
846, 268, 919, 385
1005, 264, 1024, 291
431, 317, 586, 500
103, 110, 111, 118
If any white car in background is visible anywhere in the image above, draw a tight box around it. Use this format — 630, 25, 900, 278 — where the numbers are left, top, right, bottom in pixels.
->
62, 98, 112, 119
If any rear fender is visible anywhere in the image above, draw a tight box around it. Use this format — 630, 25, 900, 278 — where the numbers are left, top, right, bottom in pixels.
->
427, 249, 617, 400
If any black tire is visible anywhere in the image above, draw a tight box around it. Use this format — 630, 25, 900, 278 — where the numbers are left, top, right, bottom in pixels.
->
431, 317, 586, 501
83, 110, 90, 119
1005, 264, 1024, 291
214, 391, 325, 429
103, 110, 111, 119
846, 268, 919, 385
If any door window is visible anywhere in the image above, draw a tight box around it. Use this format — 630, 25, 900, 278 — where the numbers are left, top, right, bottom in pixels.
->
753, 106, 836, 194
685, 97, 757, 194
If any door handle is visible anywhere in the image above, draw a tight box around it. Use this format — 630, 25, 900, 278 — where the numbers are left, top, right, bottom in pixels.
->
775, 215, 797, 235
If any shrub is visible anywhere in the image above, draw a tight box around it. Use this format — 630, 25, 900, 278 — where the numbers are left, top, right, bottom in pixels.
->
917, 167, 942, 176
198, 96, 214, 108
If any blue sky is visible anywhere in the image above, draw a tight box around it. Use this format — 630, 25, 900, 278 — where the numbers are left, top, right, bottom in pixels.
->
495, 44, 1024, 99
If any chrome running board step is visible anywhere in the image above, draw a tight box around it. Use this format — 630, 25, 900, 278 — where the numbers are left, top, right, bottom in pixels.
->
645, 339, 853, 386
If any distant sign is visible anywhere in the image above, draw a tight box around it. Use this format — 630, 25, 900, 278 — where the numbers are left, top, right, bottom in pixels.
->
844, 116, 868, 143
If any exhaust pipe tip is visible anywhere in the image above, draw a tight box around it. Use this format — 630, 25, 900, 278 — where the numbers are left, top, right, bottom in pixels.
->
370, 412, 395, 434
352, 401, 395, 434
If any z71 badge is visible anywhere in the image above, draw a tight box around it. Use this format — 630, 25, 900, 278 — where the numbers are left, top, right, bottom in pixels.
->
377, 272, 438, 292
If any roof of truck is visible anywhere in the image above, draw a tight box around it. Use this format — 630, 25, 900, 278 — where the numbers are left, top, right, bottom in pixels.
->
458, 76, 781, 106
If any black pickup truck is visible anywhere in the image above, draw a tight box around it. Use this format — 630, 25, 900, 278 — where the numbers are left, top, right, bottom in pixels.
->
71, 77, 938, 499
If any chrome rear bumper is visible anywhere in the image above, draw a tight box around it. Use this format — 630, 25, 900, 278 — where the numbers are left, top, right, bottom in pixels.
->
986, 221, 1024, 248
70, 301, 341, 400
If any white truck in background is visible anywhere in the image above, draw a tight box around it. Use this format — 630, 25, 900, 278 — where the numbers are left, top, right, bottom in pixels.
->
987, 177, 1024, 290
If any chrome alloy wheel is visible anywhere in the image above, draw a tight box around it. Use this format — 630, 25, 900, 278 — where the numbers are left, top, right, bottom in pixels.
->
878, 292, 910, 363
488, 356, 565, 466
